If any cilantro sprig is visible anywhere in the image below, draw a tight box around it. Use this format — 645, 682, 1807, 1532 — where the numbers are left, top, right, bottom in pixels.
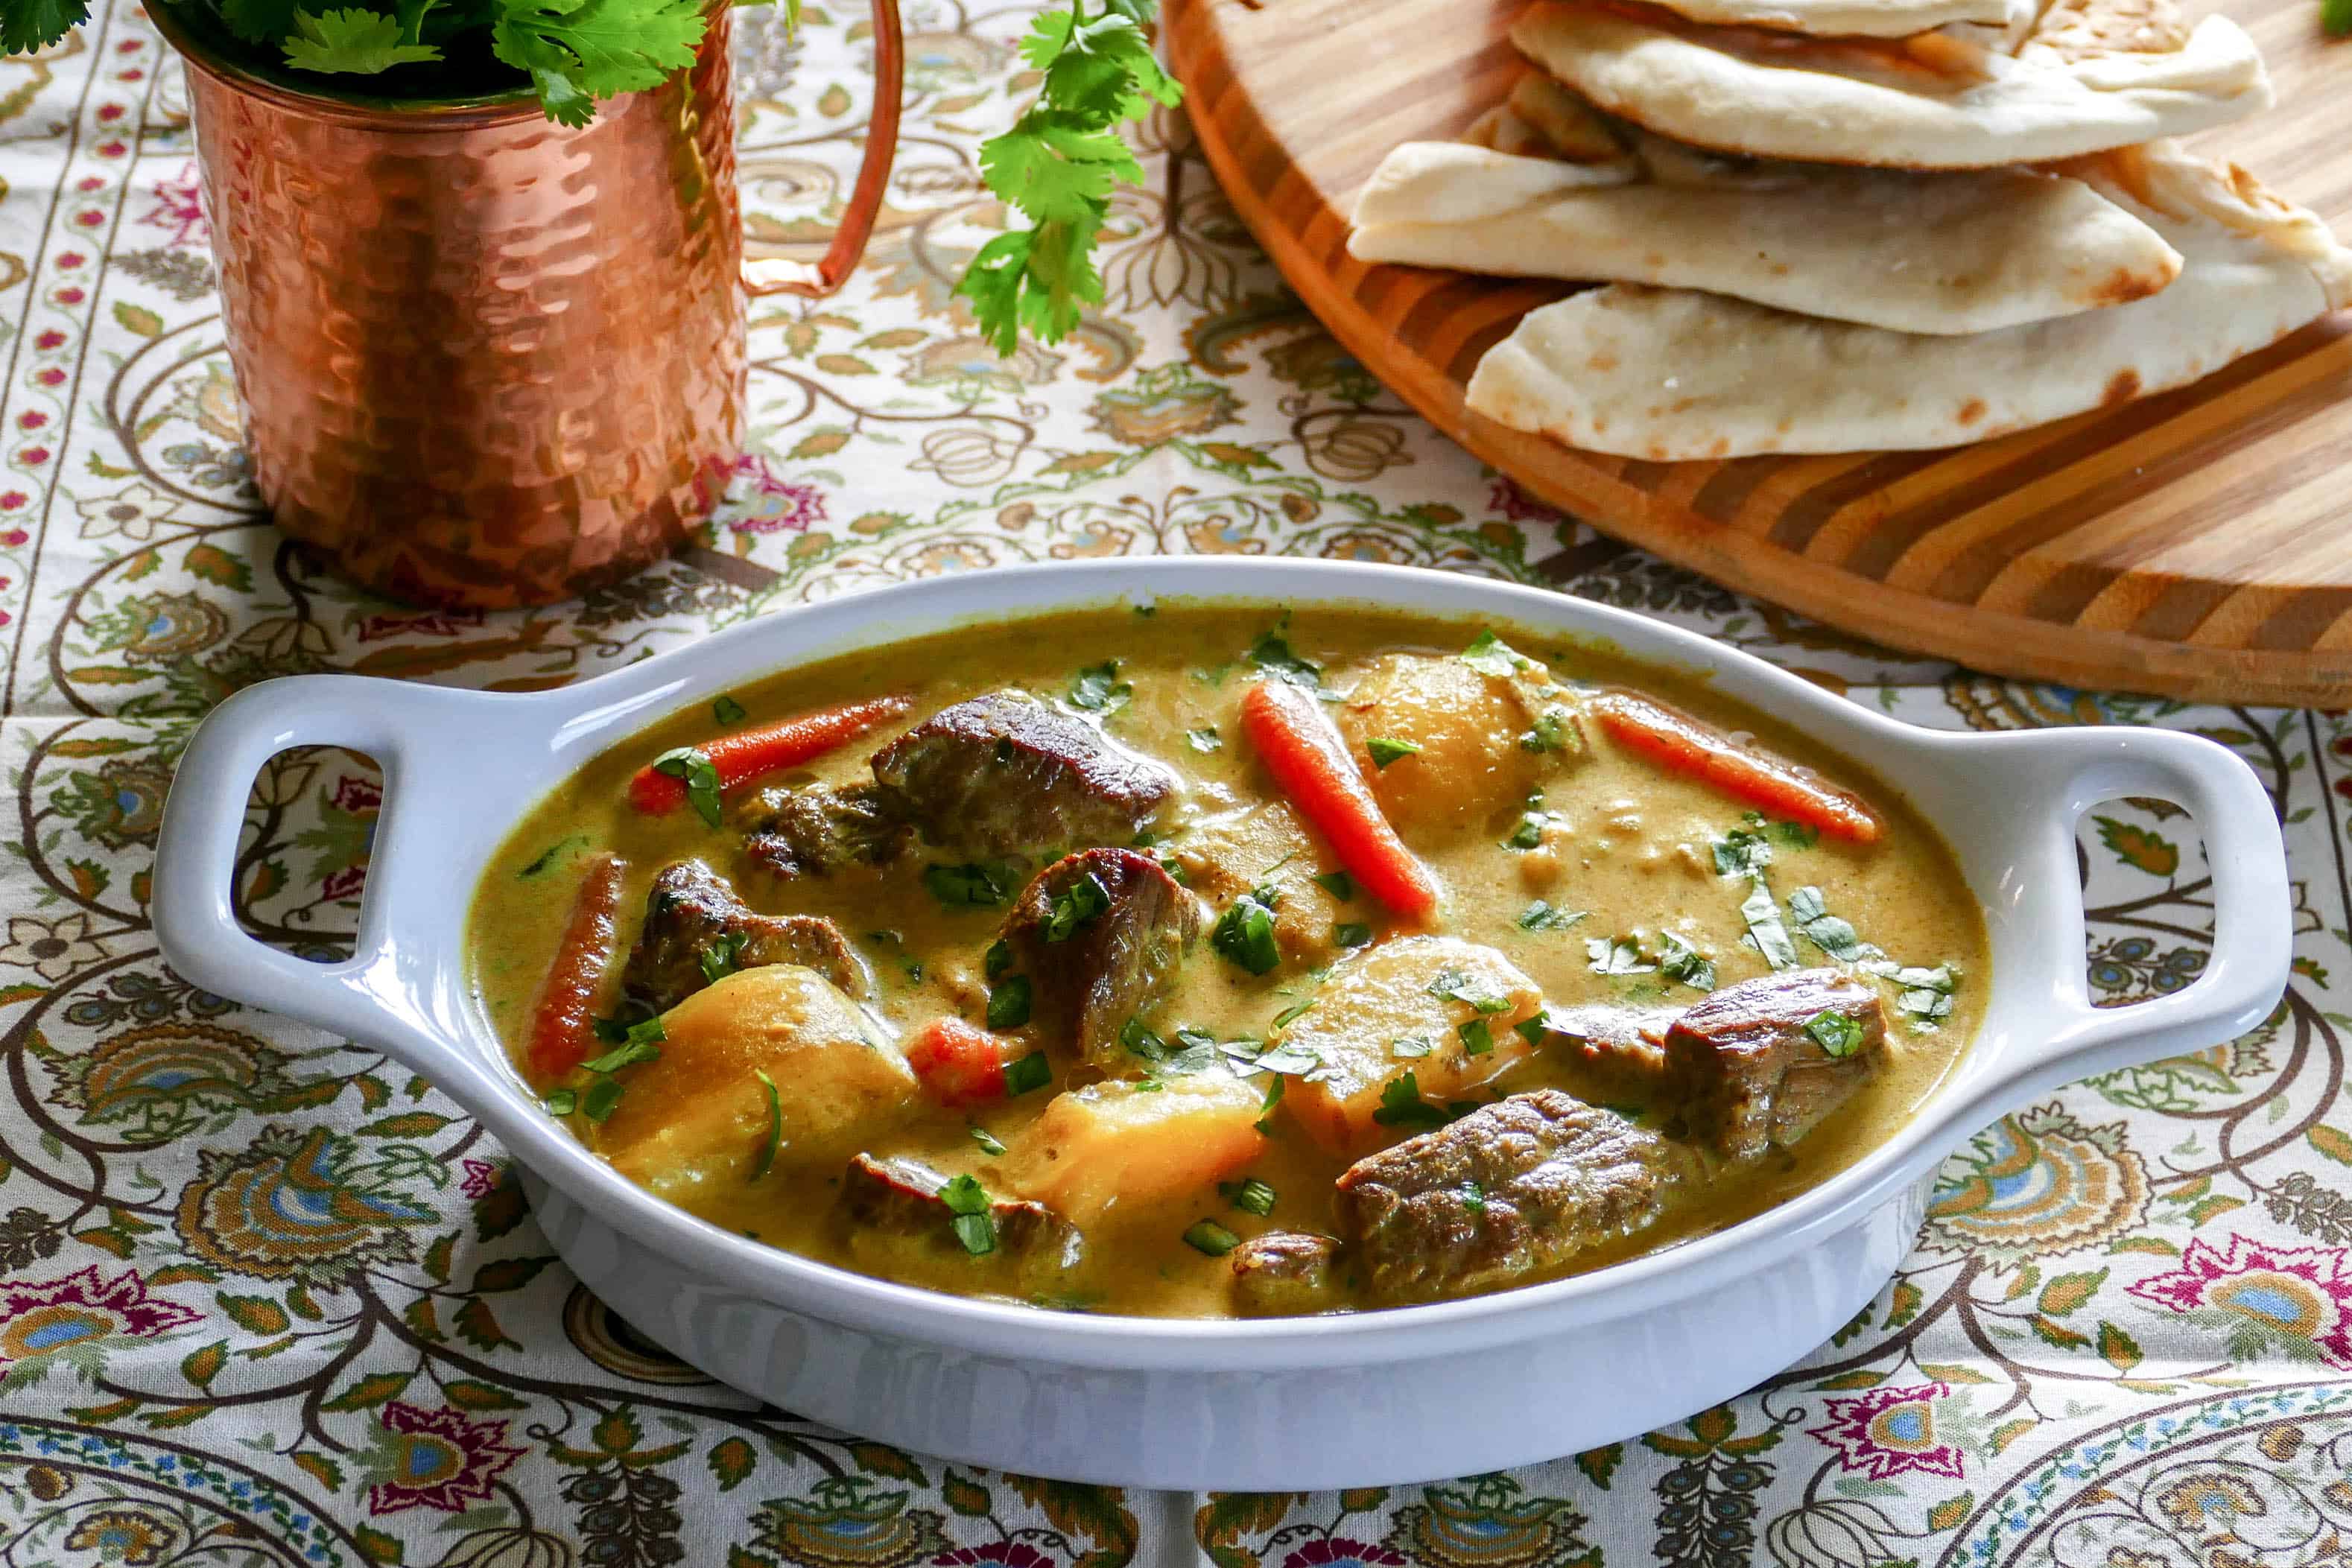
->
16, 0, 751, 130
957, 0, 1182, 352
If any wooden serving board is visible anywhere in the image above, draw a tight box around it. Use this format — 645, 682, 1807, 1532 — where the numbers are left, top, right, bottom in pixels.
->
1164, 0, 2352, 704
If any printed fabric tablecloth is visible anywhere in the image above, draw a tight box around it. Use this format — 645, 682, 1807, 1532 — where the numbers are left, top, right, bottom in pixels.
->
3, 6, 2349, 1565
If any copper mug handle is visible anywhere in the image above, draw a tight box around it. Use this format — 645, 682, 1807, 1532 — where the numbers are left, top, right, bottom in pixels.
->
741, 0, 905, 299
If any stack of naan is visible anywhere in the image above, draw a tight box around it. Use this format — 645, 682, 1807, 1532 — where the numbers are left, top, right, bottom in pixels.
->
1346, 0, 2352, 458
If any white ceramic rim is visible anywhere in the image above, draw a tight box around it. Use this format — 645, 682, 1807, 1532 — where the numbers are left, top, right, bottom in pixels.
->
153, 559, 2292, 1371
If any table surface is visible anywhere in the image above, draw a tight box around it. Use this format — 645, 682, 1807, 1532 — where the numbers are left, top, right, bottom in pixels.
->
1, 6, 2348, 1564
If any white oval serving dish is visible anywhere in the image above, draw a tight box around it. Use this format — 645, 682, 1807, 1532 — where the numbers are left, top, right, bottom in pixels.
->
153, 559, 2289, 1489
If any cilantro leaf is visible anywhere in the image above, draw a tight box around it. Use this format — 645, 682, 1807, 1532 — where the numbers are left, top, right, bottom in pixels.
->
220, 0, 301, 45
282, 7, 443, 72
1, 0, 89, 56
490, 0, 706, 125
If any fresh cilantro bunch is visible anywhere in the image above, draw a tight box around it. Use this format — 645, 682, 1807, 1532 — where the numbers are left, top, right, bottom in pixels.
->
957, 0, 1182, 353
6, 0, 729, 129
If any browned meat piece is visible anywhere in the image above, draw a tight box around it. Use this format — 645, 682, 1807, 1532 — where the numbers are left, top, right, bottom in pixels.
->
1231, 1232, 1345, 1317
1662, 968, 1889, 1161
998, 848, 1204, 1068
1524, 1001, 1683, 1101
869, 691, 1179, 858
836, 1153, 1082, 1286
735, 781, 910, 880
1336, 1090, 1681, 1303
621, 860, 865, 1011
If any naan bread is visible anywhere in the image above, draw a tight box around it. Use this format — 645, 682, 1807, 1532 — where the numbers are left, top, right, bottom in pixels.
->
1509, 0, 2269, 169
1641, 0, 2017, 38
1462, 71, 1643, 171
1348, 135, 2181, 335
1463, 143, 2352, 458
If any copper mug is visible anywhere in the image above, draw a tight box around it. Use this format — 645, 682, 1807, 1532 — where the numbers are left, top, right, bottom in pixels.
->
148, 1, 904, 609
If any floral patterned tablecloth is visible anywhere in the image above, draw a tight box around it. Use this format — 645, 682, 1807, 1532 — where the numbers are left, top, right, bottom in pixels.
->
2, 4, 2348, 1564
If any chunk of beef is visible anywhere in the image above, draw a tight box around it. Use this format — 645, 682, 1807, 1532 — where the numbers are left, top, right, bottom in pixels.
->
1231, 1232, 1344, 1317
998, 848, 1204, 1069
1335, 1089, 1681, 1303
735, 781, 910, 880
1662, 969, 1888, 1161
836, 1153, 1083, 1288
1522, 1001, 1684, 1102
869, 691, 1179, 858
621, 860, 865, 1011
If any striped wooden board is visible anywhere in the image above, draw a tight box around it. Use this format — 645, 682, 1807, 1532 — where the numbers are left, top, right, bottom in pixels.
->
1164, 0, 2352, 704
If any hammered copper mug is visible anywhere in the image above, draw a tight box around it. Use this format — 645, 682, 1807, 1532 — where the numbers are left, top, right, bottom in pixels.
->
147, 0, 904, 609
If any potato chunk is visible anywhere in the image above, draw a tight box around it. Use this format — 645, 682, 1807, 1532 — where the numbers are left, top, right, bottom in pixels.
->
1000, 1074, 1267, 1225
1280, 935, 1541, 1155
1170, 799, 1349, 969
593, 965, 914, 1200
1336, 653, 1567, 842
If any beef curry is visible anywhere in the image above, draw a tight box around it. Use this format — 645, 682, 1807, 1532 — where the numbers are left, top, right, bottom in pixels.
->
467, 601, 1986, 1317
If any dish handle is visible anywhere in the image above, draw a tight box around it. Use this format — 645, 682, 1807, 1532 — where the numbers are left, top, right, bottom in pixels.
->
153, 675, 508, 1067
1977, 723, 2291, 1097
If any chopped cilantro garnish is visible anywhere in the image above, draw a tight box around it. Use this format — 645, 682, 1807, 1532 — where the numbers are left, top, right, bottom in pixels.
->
543, 1088, 577, 1117
1248, 626, 1323, 689
1249, 1041, 1322, 1076
1459, 1018, 1494, 1056
713, 694, 747, 726
650, 746, 723, 829
581, 1078, 624, 1123
1712, 826, 1774, 877
1120, 1016, 1167, 1061
1334, 921, 1373, 948
749, 1069, 782, 1180
1427, 969, 1514, 1012
1314, 870, 1357, 901
1804, 1009, 1866, 1058
1372, 1070, 1450, 1129
1787, 885, 1876, 964
698, 931, 749, 986
1461, 629, 1535, 676
519, 834, 591, 878
1272, 997, 1318, 1029
1187, 726, 1223, 752
1585, 936, 1655, 977
580, 1034, 662, 1074
1512, 1011, 1556, 1048
1517, 900, 1584, 932
986, 975, 1033, 1030
1067, 660, 1132, 714
1461, 1179, 1487, 1216
1220, 1177, 1278, 1217
1366, 737, 1420, 769
1658, 931, 1717, 991
925, 860, 1019, 908
1004, 1052, 1052, 1096
1211, 889, 1282, 976
1392, 1034, 1434, 1057
970, 1124, 1007, 1157
1183, 1219, 1242, 1256
984, 939, 1013, 982
1740, 878, 1800, 970
1518, 707, 1580, 754
1893, 964, 1959, 1022
1045, 872, 1112, 941
1257, 1071, 1285, 1128
941, 1174, 996, 1256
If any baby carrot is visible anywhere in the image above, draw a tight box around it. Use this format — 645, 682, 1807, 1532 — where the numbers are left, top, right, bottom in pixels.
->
1591, 692, 1883, 844
1240, 677, 1441, 920
527, 852, 627, 1079
628, 692, 913, 815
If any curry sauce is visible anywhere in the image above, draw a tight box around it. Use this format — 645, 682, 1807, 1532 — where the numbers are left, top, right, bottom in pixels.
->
467, 601, 1987, 1317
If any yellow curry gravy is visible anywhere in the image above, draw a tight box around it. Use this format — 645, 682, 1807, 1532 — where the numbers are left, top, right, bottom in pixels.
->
467, 602, 1987, 1317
